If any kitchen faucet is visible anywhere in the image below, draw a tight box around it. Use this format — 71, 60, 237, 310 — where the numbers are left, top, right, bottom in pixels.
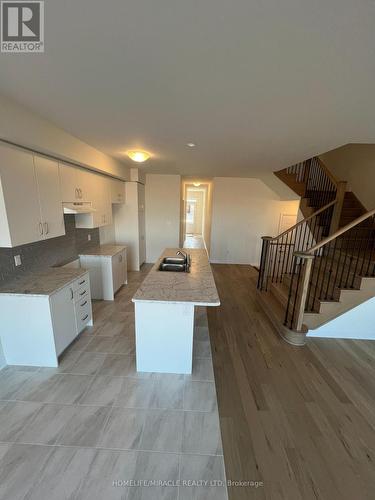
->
176, 250, 191, 270
176, 250, 188, 262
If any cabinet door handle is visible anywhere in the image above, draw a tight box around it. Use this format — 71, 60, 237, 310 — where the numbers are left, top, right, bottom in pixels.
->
39, 222, 44, 236
75, 188, 78, 199
79, 188, 83, 199
44, 222, 49, 235
82, 314, 89, 321
79, 280, 86, 285
80, 300, 88, 307
79, 290, 87, 296
70, 288, 74, 300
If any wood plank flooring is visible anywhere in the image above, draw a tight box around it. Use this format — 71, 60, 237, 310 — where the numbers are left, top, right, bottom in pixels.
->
207, 264, 375, 500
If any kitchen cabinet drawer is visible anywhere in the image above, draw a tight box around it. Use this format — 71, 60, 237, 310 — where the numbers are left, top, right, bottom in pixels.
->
76, 295, 90, 311
74, 285, 89, 303
76, 305, 92, 333
72, 275, 89, 292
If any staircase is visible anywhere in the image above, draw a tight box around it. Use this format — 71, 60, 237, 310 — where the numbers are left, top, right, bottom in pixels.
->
257, 157, 375, 346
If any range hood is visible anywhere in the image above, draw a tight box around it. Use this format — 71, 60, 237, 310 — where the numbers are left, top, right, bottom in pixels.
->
63, 202, 96, 214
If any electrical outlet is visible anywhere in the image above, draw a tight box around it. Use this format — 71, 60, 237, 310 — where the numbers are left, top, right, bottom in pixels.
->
14, 255, 22, 267
88, 234, 91, 241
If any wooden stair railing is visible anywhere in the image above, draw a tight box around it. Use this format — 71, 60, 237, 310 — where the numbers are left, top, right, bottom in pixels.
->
257, 200, 337, 292
285, 208, 375, 331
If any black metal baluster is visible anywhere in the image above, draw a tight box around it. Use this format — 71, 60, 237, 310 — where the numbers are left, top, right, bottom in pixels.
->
290, 258, 303, 329
284, 257, 297, 327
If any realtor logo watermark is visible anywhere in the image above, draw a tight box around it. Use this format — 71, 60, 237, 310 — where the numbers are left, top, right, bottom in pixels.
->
1, 1, 44, 52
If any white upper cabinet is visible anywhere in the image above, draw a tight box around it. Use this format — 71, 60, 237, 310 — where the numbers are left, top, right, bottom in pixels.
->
103, 177, 113, 226
0, 144, 41, 247
60, 164, 80, 202
77, 169, 92, 202
0, 143, 115, 244
34, 156, 65, 240
75, 172, 113, 228
59, 164, 92, 202
111, 179, 125, 204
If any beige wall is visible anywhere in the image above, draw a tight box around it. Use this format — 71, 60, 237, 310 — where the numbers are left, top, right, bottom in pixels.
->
0, 93, 129, 180
144, 174, 299, 265
210, 177, 299, 265
320, 144, 375, 210
145, 174, 181, 262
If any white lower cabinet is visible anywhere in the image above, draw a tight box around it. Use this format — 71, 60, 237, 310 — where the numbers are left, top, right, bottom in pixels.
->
0, 273, 93, 367
79, 247, 127, 301
112, 250, 127, 295
50, 283, 78, 356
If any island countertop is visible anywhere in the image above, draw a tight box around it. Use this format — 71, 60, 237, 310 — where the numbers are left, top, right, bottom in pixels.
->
132, 248, 220, 306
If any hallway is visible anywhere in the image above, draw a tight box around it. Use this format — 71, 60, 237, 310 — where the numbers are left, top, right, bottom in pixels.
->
208, 264, 375, 500
183, 235, 206, 249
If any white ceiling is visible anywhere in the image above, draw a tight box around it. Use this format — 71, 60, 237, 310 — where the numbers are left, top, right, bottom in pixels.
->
0, 0, 374, 177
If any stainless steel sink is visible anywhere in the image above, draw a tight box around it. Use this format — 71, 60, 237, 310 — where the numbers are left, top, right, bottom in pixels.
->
159, 262, 186, 272
162, 257, 185, 265
158, 253, 191, 272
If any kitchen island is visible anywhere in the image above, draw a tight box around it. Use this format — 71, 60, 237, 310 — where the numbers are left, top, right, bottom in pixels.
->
132, 248, 220, 374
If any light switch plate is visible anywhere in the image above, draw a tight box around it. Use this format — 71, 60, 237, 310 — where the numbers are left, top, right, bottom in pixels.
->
14, 255, 22, 266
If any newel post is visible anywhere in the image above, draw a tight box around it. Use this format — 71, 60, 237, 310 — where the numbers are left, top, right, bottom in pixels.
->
329, 181, 347, 235
258, 236, 273, 291
293, 252, 314, 332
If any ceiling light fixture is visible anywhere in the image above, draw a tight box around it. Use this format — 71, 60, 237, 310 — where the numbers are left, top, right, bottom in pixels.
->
187, 143, 196, 148
193, 182, 201, 187
126, 150, 151, 163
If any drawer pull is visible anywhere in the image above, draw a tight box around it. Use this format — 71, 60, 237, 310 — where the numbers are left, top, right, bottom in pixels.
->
79, 280, 85, 285
79, 290, 87, 296
82, 314, 89, 321
80, 300, 88, 307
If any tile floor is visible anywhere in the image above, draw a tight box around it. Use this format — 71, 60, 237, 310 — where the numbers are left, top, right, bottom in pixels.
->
0, 267, 228, 500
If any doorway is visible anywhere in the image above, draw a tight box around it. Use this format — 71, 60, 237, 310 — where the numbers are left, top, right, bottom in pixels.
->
181, 180, 213, 252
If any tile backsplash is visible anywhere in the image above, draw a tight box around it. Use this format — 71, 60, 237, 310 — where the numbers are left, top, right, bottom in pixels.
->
0, 215, 100, 283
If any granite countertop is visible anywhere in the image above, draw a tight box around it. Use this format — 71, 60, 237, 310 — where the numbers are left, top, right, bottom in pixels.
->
79, 245, 126, 257
0, 268, 88, 297
132, 248, 220, 306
